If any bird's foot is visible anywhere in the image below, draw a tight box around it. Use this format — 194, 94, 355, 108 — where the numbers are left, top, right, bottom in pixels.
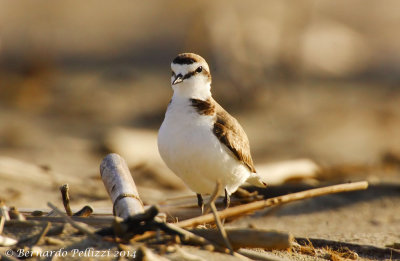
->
223, 189, 230, 209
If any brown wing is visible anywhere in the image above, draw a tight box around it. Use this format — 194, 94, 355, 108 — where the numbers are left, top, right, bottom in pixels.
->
212, 99, 256, 173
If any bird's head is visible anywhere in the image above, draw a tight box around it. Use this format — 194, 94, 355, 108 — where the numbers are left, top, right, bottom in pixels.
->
170, 53, 212, 100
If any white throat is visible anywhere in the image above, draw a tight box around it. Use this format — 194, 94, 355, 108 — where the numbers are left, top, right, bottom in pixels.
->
172, 81, 211, 101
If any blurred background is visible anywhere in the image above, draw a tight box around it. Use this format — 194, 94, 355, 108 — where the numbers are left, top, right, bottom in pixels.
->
0, 0, 400, 208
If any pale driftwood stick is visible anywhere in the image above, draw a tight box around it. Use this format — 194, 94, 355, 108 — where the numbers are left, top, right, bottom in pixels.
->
73, 205, 93, 217
59, 184, 72, 216
47, 202, 100, 239
191, 228, 292, 250
177, 181, 369, 228
100, 153, 144, 219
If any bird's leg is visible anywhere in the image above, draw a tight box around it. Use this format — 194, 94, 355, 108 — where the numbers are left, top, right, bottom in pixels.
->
197, 193, 204, 214
223, 189, 230, 209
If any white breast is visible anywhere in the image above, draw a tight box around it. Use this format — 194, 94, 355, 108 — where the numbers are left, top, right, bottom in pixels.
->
157, 98, 251, 196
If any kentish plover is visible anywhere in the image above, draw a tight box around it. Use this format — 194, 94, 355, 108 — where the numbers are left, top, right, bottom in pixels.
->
158, 53, 266, 211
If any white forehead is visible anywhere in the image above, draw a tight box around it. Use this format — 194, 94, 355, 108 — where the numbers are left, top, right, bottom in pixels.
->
171, 62, 200, 75
171, 62, 208, 75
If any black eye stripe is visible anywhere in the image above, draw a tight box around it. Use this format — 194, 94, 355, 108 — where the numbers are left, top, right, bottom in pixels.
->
182, 67, 208, 80
183, 70, 196, 80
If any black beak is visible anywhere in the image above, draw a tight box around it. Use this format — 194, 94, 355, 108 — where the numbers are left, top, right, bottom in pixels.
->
172, 74, 183, 85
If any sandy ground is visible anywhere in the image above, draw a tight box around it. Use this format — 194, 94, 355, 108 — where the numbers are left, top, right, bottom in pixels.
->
1, 2, 400, 259
0, 71, 400, 260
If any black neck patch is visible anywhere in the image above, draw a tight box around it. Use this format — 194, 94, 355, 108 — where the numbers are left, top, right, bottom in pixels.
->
173, 56, 197, 65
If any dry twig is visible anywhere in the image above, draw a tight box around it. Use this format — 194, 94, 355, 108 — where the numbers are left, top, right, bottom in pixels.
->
47, 202, 100, 239
210, 202, 233, 254
157, 221, 219, 251
97, 205, 221, 251
204, 181, 234, 254
8, 207, 25, 221
73, 205, 93, 217
33, 222, 51, 246
176, 181, 369, 228
59, 184, 72, 216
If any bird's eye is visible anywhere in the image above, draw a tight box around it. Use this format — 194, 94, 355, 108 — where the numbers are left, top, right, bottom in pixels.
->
196, 66, 203, 73
171, 71, 175, 76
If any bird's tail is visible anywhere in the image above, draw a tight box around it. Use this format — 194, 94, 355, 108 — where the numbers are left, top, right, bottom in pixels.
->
246, 173, 267, 187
